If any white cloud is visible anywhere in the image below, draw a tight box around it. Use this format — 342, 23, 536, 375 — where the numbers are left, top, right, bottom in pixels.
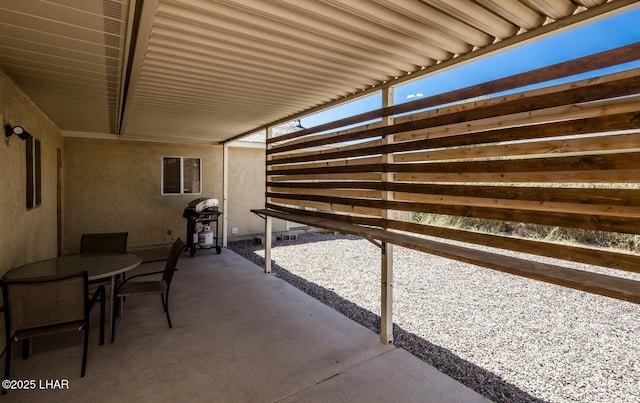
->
405, 92, 424, 99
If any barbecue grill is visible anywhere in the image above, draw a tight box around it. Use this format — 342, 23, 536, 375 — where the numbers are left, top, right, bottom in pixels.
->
182, 197, 223, 256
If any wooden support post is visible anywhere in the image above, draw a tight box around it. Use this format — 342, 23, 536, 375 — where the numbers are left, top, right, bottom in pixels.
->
380, 86, 395, 344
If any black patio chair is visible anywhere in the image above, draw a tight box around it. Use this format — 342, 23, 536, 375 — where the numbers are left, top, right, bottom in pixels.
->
80, 232, 128, 255
1, 271, 105, 394
81, 232, 128, 311
111, 238, 185, 341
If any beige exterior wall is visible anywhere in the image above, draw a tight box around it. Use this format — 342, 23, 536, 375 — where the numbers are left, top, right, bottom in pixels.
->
226, 145, 286, 242
1, 70, 282, 266
0, 72, 63, 276
63, 138, 223, 252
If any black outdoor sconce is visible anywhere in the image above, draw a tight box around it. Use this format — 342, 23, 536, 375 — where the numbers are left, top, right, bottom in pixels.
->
4, 124, 32, 144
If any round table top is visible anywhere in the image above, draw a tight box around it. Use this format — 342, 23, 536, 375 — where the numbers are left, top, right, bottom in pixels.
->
4, 253, 143, 281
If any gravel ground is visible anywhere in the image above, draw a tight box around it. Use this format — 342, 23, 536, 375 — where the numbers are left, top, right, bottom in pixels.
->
228, 232, 640, 403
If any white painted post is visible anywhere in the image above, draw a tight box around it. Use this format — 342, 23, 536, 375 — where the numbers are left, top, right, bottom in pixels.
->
222, 142, 229, 248
380, 87, 395, 344
264, 215, 272, 274
381, 241, 393, 344
264, 126, 273, 274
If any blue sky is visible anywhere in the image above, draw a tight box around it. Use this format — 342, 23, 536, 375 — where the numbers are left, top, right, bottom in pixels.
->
299, 6, 640, 129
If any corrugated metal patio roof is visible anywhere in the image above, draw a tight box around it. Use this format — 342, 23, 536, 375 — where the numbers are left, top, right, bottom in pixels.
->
0, 0, 637, 144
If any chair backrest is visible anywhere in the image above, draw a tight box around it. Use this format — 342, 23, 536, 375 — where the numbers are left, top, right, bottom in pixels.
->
2, 272, 88, 335
80, 232, 128, 255
162, 238, 185, 289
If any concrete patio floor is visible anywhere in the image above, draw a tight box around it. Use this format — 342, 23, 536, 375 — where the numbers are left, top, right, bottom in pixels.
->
3, 248, 489, 402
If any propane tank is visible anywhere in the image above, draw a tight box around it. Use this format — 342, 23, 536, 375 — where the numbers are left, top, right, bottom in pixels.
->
198, 225, 214, 247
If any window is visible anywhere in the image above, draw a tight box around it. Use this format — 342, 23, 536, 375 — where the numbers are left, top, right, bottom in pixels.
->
26, 136, 41, 209
162, 157, 201, 195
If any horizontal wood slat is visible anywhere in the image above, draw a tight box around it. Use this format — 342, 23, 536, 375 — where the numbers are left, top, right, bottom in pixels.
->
392, 95, 640, 142
269, 198, 382, 217
395, 132, 640, 163
269, 172, 382, 182
268, 151, 640, 176
267, 192, 640, 235
390, 192, 639, 218
268, 181, 640, 207
392, 169, 640, 183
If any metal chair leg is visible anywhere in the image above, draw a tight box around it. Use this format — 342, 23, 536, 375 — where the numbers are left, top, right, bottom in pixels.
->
2, 339, 11, 395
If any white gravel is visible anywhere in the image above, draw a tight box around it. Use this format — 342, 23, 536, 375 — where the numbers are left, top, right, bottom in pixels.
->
228, 232, 640, 403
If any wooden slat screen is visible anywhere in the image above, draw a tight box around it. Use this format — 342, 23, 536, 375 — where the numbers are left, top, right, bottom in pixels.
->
265, 42, 640, 279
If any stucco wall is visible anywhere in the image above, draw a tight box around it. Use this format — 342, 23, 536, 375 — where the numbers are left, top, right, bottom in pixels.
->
226, 146, 286, 241
0, 72, 63, 276
1, 69, 282, 265
64, 138, 223, 252
228, 145, 289, 241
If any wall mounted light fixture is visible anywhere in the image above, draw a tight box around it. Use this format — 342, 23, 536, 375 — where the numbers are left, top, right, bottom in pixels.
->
4, 124, 32, 144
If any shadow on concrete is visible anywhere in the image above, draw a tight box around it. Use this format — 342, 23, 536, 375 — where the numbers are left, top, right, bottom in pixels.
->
229, 236, 548, 403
